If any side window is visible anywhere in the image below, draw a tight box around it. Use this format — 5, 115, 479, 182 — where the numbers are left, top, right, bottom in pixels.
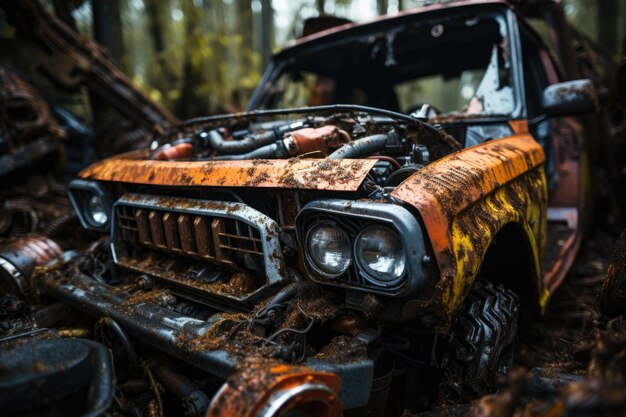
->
520, 31, 551, 118
520, 28, 561, 190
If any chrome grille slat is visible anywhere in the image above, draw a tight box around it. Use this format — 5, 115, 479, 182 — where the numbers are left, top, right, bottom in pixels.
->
217, 232, 263, 256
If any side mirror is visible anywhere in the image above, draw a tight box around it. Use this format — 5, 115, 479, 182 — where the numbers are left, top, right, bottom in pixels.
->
542, 79, 598, 117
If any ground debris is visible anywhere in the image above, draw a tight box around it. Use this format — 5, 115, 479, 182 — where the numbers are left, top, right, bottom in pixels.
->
454, 230, 626, 417
462, 324, 626, 417
177, 289, 347, 364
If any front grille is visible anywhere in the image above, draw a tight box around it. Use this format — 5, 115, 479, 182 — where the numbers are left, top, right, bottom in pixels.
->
112, 194, 287, 287
117, 205, 263, 265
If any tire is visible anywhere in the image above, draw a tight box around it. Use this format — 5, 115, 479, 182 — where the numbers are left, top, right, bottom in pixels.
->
442, 279, 520, 401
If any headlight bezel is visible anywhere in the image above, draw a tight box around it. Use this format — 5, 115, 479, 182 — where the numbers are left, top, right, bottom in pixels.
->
296, 199, 428, 297
68, 179, 113, 232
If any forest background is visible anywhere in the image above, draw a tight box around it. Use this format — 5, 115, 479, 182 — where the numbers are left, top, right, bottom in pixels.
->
26, 0, 626, 119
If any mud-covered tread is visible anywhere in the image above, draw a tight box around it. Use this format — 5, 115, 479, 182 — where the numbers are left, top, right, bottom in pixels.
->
442, 280, 520, 401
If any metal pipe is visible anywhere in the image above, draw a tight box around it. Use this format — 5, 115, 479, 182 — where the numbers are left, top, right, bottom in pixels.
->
35, 270, 374, 409
206, 129, 278, 154
328, 134, 389, 159
211, 142, 286, 160
153, 364, 210, 417
30, 302, 71, 327
37, 271, 237, 378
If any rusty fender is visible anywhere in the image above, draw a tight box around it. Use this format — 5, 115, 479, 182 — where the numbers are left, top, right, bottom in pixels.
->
392, 135, 548, 322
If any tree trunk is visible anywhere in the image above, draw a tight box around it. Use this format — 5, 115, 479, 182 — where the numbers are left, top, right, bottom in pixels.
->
178, 0, 201, 118
377, 0, 389, 15
51, 0, 77, 31
177, 0, 215, 117
316, 0, 325, 14
260, 0, 273, 69
92, 0, 126, 72
236, 0, 253, 50
597, 0, 618, 57
144, 0, 168, 53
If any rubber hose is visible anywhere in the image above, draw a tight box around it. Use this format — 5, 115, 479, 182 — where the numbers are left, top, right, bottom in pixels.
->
207, 129, 277, 154
328, 134, 389, 159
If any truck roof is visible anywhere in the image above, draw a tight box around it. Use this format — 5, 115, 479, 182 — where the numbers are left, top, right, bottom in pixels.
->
275, 0, 558, 59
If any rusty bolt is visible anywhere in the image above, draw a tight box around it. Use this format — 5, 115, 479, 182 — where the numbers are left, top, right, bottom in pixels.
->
137, 275, 154, 290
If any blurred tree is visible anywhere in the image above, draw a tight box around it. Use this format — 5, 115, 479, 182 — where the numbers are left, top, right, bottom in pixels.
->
43, 0, 624, 119
177, 0, 209, 118
145, 0, 168, 52
377, 0, 388, 15
598, 0, 619, 58
316, 0, 325, 13
261, 0, 274, 68
237, 0, 253, 52
92, 0, 126, 71
143, 0, 179, 108
51, 0, 79, 30
91, 0, 127, 132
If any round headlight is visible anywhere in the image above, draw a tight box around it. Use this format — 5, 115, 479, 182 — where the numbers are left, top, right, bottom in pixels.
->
356, 225, 406, 284
86, 194, 108, 226
306, 224, 351, 277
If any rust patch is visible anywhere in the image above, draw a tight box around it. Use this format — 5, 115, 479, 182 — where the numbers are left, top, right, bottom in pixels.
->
391, 135, 547, 324
509, 119, 529, 134
206, 360, 342, 417
79, 158, 377, 191
391, 134, 545, 254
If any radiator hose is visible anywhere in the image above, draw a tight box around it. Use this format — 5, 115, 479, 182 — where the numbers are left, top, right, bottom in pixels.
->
328, 133, 389, 159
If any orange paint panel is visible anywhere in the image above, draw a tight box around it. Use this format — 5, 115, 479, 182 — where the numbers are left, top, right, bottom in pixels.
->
509, 119, 529, 134
79, 158, 377, 191
391, 134, 547, 317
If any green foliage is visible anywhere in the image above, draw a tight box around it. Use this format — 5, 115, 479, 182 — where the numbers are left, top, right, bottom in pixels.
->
55, 0, 625, 118
121, 0, 262, 118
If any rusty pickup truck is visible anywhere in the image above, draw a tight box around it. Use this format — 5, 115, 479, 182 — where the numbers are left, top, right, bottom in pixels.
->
3, 1, 625, 417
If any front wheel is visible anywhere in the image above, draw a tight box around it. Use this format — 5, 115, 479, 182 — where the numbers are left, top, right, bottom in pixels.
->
442, 279, 520, 401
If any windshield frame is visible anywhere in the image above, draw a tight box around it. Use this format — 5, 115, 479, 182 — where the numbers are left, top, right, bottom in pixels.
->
248, 3, 527, 122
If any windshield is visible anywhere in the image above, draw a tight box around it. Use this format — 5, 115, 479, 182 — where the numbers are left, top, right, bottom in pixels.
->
253, 11, 517, 118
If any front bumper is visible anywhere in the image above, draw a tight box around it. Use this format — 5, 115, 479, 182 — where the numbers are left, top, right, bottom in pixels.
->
37, 270, 374, 409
